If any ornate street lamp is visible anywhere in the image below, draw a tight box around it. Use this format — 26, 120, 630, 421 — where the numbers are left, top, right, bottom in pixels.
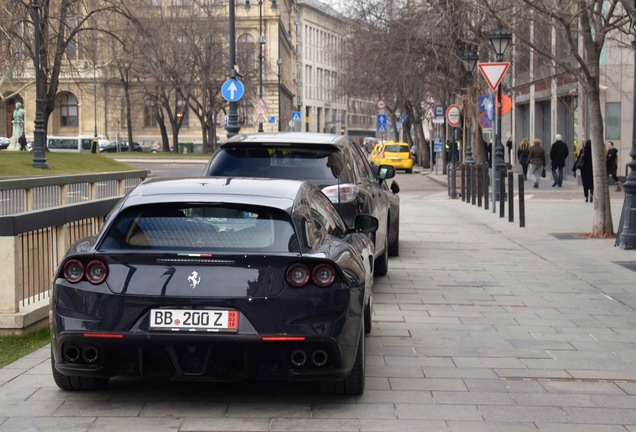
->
461, 42, 479, 165
616, 22, 636, 248
31, 0, 48, 169
244, 0, 270, 133
226, 0, 240, 138
488, 27, 511, 207
277, 57, 282, 131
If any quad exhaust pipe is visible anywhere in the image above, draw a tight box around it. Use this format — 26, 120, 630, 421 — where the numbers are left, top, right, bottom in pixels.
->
290, 349, 329, 368
62, 345, 100, 364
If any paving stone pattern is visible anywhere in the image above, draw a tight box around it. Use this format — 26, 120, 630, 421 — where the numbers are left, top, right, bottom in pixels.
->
1, 173, 635, 431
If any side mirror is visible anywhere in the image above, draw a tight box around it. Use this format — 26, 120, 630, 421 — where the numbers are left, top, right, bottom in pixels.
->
377, 165, 396, 180
349, 214, 378, 234
390, 181, 400, 194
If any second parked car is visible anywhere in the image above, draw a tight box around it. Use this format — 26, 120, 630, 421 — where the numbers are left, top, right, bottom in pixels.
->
203, 132, 401, 275
99, 141, 143, 153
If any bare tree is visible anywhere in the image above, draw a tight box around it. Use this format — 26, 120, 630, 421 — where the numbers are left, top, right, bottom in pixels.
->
471, 0, 631, 235
1, 1, 135, 137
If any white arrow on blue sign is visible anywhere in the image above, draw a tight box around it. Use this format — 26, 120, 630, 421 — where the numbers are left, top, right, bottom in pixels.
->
376, 114, 387, 125
268, 116, 276, 124
221, 79, 244, 102
291, 111, 302, 122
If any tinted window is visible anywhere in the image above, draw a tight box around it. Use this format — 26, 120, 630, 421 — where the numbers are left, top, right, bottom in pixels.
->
100, 204, 298, 253
48, 139, 77, 150
206, 146, 353, 183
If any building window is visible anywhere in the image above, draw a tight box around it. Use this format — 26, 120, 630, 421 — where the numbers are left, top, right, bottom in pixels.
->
144, 101, 156, 127
238, 33, 256, 72
177, 98, 189, 127
605, 102, 621, 140
60, 93, 78, 127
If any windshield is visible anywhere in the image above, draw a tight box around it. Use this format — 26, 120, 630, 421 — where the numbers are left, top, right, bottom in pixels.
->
99, 203, 299, 253
206, 146, 352, 183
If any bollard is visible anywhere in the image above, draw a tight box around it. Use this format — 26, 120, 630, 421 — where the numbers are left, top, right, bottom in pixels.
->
483, 164, 489, 211
461, 165, 466, 202
508, 171, 514, 223
518, 173, 525, 227
472, 165, 477, 206
499, 168, 505, 218
477, 165, 482, 207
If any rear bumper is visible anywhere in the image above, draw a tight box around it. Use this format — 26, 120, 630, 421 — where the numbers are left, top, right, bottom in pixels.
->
51, 330, 358, 382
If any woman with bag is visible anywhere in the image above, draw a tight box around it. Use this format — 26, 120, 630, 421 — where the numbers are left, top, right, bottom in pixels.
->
517, 138, 530, 180
527, 138, 546, 188
573, 139, 594, 202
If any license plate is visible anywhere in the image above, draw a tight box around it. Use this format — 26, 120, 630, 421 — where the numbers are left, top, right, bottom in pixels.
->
150, 309, 238, 332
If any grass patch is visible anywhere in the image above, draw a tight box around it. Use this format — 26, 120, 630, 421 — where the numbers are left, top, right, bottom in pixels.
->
0, 152, 137, 178
0, 327, 51, 368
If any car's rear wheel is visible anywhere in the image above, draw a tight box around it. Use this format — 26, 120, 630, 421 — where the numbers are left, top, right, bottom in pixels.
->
388, 217, 399, 257
320, 321, 365, 395
364, 296, 372, 334
373, 231, 388, 276
51, 349, 108, 391
406, 168, 413, 174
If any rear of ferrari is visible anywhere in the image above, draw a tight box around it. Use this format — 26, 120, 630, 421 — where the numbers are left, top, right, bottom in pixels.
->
50, 198, 367, 393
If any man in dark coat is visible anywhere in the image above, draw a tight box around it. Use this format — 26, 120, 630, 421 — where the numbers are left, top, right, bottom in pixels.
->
549, 134, 569, 187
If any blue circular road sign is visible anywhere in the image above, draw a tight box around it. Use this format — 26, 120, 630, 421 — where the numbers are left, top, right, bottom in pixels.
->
221, 79, 245, 102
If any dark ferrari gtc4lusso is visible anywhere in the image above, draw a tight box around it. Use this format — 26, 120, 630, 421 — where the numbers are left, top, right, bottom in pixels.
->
51, 177, 378, 395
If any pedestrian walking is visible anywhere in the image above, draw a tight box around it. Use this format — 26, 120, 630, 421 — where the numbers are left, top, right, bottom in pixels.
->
517, 138, 530, 180
549, 133, 569, 187
18, 132, 27, 151
527, 138, 545, 189
606, 141, 622, 191
573, 139, 594, 202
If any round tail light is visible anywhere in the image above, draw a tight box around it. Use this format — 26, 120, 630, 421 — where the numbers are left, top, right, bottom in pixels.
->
286, 263, 310, 287
85, 260, 109, 285
63, 259, 84, 283
312, 264, 336, 287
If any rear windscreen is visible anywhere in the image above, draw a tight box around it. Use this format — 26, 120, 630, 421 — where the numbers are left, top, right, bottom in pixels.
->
100, 203, 299, 253
206, 146, 352, 182
384, 145, 409, 153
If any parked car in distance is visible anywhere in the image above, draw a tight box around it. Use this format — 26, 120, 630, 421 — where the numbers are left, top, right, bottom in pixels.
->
50, 177, 377, 395
369, 141, 389, 166
46, 136, 99, 153
203, 132, 401, 274
376, 142, 414, 173
139, 140, 161, 153
99, 141, 143, 153
0, 137, 9, 150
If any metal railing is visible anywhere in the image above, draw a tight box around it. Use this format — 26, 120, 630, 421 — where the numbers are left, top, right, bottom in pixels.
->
0, 171, 149, 333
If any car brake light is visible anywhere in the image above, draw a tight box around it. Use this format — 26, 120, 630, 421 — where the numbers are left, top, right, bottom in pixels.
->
85, 260, 109, 285
312, 264, 336, 287
63, 259, 84, 283
321, 183, 359, 203
286, 263, 310, 287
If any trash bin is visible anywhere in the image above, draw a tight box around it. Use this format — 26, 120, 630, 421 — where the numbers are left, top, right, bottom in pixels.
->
178, 142, 193, 154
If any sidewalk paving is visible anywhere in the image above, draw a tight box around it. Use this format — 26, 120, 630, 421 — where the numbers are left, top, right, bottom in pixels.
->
1, 168, 635, 431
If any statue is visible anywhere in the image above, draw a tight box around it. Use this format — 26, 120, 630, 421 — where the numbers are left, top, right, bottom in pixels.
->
10, 102, 25, 150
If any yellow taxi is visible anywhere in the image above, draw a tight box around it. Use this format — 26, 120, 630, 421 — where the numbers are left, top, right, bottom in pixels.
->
376, 142, 414, 173
369, 141, 388, 166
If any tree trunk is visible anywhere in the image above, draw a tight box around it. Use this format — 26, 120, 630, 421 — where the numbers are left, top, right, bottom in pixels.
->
587, 86, 614, 234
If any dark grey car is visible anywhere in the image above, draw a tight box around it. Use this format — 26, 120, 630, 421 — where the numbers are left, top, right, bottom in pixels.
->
202, 132, 400, 276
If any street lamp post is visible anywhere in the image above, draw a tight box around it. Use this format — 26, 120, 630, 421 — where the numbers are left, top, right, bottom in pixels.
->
31, 0, 48, 169
226, 0, 240, 138
488, 27, 512, 207
93, 63, 97, 138
277, 57, 282, 132
461, 42, 479, 165
616, 27, 636, 248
